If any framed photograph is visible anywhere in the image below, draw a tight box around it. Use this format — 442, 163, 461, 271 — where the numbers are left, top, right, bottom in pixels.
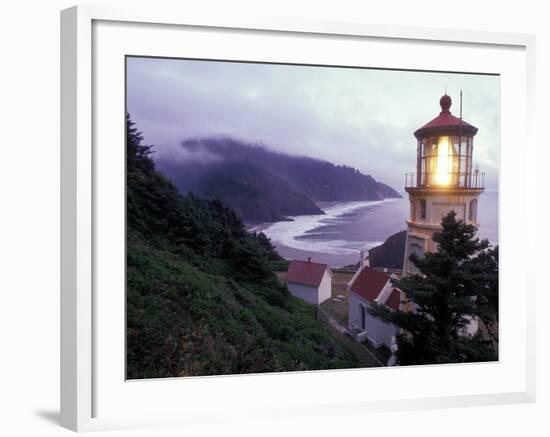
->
61, 5, 536, 432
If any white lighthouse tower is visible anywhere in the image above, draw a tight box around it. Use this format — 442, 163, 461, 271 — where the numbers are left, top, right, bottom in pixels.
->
403, 93, 484, 275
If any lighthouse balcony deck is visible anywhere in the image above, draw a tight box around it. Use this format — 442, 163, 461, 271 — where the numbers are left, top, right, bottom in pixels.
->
404, 171, 485, 192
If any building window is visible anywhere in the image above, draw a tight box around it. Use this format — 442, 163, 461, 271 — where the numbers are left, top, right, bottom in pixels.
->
409, 242, 424, 274
419, 199, 427, 219
469, 199, 478, 222
410, 243, 423, 258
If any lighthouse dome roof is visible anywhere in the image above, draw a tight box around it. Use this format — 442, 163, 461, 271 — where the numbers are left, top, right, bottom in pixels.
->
414, 94, 478, 139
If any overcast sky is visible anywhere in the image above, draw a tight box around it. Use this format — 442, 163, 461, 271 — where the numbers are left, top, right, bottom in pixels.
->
126, 56, 500, 191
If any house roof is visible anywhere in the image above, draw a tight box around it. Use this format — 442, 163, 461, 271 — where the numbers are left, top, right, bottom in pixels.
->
385, 288, 402, 311
349, 266, 390, 302
285, 259, 330, 288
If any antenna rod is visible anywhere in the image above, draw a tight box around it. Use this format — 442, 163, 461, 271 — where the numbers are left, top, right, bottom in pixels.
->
459, 90, 463, 121
459, 90, 463, 139
459, 90, 463, 186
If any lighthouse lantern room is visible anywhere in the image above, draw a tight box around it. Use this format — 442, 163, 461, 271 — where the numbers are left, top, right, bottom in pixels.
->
403, 93, 484, 275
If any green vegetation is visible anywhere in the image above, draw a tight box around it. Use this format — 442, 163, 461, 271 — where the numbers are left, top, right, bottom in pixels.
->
368, 212, 498, 365
126, 115, 359, 379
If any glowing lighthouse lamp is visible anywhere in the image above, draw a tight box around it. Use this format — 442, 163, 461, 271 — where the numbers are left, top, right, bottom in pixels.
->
403, 93, 484, 275
433, 135, 455, 186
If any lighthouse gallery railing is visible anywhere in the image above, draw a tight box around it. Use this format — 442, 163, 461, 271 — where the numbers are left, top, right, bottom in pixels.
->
404, 171, 485, 189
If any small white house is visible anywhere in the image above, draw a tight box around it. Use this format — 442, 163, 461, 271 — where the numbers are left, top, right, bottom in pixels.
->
285, 258, 333, 305
347, 264, 404, 349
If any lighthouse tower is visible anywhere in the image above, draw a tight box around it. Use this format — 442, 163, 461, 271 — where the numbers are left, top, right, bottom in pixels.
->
403, 93, 484, 275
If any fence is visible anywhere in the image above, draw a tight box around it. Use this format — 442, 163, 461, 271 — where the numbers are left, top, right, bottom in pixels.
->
317, 306, 385, 368
332, 267, 403, 277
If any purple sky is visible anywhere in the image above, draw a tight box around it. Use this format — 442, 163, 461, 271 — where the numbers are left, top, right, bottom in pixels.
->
126, 56, 499, 191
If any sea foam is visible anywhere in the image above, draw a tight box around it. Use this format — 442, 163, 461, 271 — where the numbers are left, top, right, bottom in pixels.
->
261, 200, 388, 255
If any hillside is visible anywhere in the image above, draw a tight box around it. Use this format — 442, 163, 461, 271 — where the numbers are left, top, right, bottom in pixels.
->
198, 161, 323, 222
368, 230, 407, 270
158, 137, 401, 223
126, 115, 360, 379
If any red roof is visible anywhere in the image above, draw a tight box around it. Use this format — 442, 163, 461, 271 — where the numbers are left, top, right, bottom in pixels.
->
418, 111, 474, 131
385, 288, 402, 311
285, 259, 329, 287
349, 266, 390, 302
414, 94, 478, 139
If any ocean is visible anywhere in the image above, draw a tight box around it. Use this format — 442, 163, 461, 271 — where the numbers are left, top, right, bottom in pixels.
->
258, 191, 499, 268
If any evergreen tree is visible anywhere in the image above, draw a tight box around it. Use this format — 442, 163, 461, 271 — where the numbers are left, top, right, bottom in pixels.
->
127, 113, 154, 171
368, 211, 498, 365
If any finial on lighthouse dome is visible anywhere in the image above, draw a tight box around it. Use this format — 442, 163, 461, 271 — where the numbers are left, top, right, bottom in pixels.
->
440, 94, 452, 113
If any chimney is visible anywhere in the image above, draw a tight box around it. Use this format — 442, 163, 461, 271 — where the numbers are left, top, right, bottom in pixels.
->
359, 250, 365, 269
307, 257, 311, 263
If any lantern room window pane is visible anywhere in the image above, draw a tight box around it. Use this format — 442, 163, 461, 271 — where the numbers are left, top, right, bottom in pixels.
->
428, 135, 459, 186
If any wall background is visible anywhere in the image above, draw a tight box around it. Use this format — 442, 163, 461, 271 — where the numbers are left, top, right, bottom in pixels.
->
0, 1, 547, 436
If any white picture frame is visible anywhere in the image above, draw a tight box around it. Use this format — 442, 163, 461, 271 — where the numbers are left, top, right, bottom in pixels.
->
60, 5, 536, 432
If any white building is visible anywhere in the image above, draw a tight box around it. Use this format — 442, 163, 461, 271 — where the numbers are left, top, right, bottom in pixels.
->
285, 258, 333, 305
347, 264, 404, 349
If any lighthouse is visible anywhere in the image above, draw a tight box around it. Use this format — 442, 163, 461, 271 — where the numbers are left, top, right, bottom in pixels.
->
403, 93, 484, 275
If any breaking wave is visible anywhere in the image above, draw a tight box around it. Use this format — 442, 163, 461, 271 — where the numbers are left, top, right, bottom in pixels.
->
260, 200, 389, 255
